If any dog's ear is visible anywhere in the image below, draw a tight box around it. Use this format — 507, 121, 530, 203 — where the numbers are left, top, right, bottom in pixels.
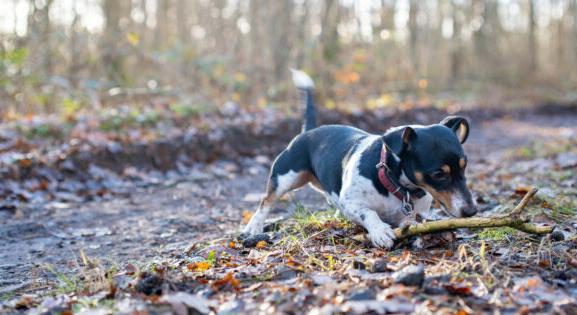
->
401, 127, 416, 152
440, 116, 469, 144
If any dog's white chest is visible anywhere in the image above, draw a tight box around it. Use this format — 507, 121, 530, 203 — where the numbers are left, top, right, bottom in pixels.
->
337, 137, 402, 221
336, 136, 433, 227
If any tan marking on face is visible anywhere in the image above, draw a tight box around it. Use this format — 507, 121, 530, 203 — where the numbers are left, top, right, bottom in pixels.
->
459, 158, 466, 169
414, 171, 424, 184
421, 184, 458, 216
441, 164, 451, 174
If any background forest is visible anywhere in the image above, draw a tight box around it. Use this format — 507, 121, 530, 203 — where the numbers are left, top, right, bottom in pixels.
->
2, 0, 577, 117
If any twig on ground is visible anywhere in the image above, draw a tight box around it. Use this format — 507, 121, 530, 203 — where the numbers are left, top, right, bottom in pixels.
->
394, 188, 554, 239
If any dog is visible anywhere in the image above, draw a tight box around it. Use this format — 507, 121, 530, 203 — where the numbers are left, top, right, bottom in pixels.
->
242, 70, 477, 248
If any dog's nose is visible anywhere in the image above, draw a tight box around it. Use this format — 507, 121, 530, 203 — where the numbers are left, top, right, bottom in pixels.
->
461, 206, 478, 217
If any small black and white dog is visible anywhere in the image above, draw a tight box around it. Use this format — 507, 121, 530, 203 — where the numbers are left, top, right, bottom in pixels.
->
243, 70, 477, 248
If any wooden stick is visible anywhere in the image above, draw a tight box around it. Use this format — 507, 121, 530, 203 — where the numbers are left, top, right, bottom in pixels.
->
394, 188, 554, 239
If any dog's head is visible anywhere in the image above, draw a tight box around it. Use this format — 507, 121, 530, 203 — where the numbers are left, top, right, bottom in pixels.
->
398, 116, 477, 217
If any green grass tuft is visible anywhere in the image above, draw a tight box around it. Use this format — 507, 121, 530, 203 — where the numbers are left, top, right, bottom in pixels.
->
477, 227, 517, 241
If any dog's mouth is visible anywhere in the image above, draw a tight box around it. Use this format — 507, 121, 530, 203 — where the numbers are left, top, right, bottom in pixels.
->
437, 201, 457, 218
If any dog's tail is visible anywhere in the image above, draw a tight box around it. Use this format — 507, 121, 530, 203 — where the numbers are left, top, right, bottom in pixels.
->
290, 69, 316, 132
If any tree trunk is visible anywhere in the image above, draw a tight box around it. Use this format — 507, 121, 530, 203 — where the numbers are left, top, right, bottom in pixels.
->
102, 0, 128, 84
270, 0, 293, 81
248, 0, 268, 96
572, 0, 577, 84
528, 0, 538, 78
450, 0, 463, 86
295, 1, 310, 69
177, 0, 190, 44
41, 0, 54, 78
319, 0, 341, 98
408, 0, 419, 80
473, 0, 502, 79
68, 1, 80, 88
155, 0, 171, 48
26, 0, 54, 112
320, 0, 340, 64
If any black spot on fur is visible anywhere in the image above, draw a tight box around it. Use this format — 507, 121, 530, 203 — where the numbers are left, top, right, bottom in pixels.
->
268, 125, 368, 195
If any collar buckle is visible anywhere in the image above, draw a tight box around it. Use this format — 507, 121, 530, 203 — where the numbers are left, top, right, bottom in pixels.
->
400, 191, 413, 215
375, 161, 389, 170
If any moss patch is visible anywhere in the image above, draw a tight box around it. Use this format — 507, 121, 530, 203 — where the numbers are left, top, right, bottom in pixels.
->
477, 227, 518, 241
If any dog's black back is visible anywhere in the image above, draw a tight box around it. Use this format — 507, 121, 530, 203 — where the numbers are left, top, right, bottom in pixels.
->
271, 125, 369, 195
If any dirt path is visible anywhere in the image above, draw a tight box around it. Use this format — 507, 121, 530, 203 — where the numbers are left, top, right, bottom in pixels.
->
1, 113, 576, 297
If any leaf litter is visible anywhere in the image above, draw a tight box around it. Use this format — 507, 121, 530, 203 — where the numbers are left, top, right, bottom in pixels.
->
1, 110, 576, 314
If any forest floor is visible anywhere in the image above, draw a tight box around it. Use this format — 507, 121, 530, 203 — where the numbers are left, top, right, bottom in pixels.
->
1, 109, 576, 314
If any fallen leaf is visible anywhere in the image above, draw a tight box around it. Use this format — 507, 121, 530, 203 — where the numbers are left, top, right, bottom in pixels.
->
213, 272, 240, 290
187, 261, 211, 272
242, 210, 253, 224
443, 284, 473, 296
255, 240, 267, 249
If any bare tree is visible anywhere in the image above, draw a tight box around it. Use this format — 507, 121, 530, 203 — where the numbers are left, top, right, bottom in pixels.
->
450, 0, 463, 86
176, 0, 190, 44
408, 0, 420, 80
528, 0, 538, 77
27, 0, 54, 77
270, 0, 294, 81
102, 0, 129, 83
155, 0, 171, 48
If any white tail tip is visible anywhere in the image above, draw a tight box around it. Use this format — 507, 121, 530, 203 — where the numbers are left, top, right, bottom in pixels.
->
290, 68, 314, 89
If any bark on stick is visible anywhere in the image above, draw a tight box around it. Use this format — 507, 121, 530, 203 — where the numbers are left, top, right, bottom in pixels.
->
394, 188, 554, 239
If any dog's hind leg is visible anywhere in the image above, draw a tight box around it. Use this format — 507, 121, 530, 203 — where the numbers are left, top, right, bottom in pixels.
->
242, 158, 313, 236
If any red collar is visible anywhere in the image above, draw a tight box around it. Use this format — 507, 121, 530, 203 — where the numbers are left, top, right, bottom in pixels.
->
376, 144, 425, 214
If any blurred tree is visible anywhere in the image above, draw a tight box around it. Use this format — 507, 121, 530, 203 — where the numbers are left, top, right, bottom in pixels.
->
319, 0, 341, 98
528, 0, 538, 78
68, 1, 80, 88
177, 0, 190, 44
408, 0, 419, 79
473, 0, 502, 80
26, 0, 54, 112
155, 0, 171, 48
102, 0, 129, 84
270, 0, 293, 81
294, 0, 310, 69
320, 0, 340, 64
450, 0, 463, 87
28, 0, 54, 77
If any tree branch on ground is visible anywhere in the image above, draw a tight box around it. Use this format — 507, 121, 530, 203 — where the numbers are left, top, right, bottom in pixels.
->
394, 188, 554, 239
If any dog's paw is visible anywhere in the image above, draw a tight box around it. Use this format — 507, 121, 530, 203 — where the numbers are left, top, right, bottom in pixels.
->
367, 223, 396, 249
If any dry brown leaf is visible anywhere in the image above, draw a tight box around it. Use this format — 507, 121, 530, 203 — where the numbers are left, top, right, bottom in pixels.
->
213, 272, 240, 290
187, 261, 211, 272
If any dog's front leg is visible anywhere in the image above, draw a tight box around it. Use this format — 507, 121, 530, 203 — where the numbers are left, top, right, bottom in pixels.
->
342, 205, 396, 249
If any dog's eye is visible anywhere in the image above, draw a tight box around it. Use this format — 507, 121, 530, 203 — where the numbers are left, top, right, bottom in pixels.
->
431, 170, 449, 181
